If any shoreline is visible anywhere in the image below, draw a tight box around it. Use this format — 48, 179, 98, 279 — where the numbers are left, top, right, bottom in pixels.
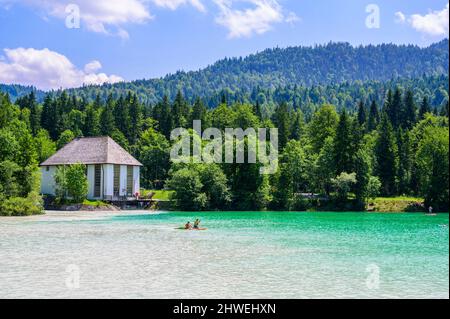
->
1, 209, 447, 221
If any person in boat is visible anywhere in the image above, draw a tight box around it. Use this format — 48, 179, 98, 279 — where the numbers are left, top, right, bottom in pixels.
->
428, 206, 434, 215
194, 219, 201, 229
185, 221, 193, 230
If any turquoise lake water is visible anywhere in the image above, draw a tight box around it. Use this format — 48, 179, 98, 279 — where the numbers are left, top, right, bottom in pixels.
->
0, 211, 448, 298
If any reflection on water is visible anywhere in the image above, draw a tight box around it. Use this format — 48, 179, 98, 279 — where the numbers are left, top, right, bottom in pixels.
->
0, 211, 448, 299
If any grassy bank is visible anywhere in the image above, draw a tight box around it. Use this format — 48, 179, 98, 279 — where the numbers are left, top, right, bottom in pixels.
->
141, 190, 174, 201
142, 191, 427, 213
368, 197, 425, 212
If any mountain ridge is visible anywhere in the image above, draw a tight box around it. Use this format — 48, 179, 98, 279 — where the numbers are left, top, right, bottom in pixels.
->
1, 39, 448, 104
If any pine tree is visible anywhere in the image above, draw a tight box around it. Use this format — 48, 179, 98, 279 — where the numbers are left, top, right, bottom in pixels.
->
397, 128, 412, 194
290, 110, 304, 141
357, 101, 367, 127
354, 148, 371, 207
333, 109, 354, 175
114, 96, 131, 138
383, 89, 393, 116
254, 100, 263, 119
387, 88, 403, 128
272, 102, 291, 150
440, 100, 449, 118
402, 90, 417, 129
93, 94, 102, 110
172, 90, 189, 128
375, 113, 399, 195
69, 95, 78, 111
129, 93, 143, 144
100, 94, 116, 136
41, 95, 60, 140
40, 94, 52, 133
419, 96, 431, 120
159, 95, 173, 138
368, 100, 380, 131
84, 105, 100, 137
28, 92, 40, 136
191, 97, 208, 124
220, 92, 227, 105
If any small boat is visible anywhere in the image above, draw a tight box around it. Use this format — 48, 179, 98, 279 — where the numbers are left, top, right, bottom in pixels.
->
175, 227, 208, 231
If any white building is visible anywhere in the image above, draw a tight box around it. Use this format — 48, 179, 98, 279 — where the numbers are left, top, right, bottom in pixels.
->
40, 136, 142, 200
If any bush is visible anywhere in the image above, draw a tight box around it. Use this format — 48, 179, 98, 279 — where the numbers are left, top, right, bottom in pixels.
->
0, 192, 43, 216
55, 164, 88, 204
289, 195, 312, 211
167, 168, 207, 211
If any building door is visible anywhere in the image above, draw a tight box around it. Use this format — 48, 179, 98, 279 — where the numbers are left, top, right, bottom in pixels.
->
94, 164, 101, 198
113, 165, 120, 198
127, 166, 133, 196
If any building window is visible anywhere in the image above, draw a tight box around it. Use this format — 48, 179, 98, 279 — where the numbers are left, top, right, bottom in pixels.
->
46, 166, 49, 172
127, 166, 133, 196
94, 165, 101, 198
114, 165, 120, 197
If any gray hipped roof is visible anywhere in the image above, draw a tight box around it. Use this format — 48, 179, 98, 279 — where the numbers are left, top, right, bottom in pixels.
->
40, 136, 142, 166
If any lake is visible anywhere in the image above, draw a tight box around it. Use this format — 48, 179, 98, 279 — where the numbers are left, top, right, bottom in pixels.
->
0, 211, 448, 299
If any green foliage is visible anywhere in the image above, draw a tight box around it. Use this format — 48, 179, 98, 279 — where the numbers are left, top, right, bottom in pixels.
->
308, 104, 339, 153
313, 137, 334, 195
366, 176, 382, 203
273, 140, 312, 210
0, 192, 43, 216
1, 47, 449, 213
416, 126, 449, 211
375, 114, 399, 196
0, 160, 21, 197
197, 164, 232, 210
331, 172, 357, 202
0, 93, 42, 215
272, 102, 290, 150
168, 162, 231, 211
84, 105, 100, 137
9, 39, 443, 107
100, 94, 116, 136
34, 129, 56, 163
137, 128, 171, 189
167, 168, 207, 211
333, 109, 353, 175
54, 164, 89, 203
57, 129, 75, 149
354, 148, 371, 206
368, 100, 380, 132
66, 164, 89, 203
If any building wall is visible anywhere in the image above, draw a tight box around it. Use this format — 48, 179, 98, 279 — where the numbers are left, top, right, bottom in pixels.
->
40, 164, 141, 200
40, 166, 57, 195
103, 164, 114, 199
133, 166, 140, 196
87, 165, 95, 199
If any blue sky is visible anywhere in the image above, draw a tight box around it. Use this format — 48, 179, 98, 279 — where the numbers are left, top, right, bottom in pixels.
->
0, 0, 448, 90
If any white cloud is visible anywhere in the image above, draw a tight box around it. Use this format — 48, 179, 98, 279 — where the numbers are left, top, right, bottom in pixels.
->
0, 48, 123, 90
285, 11, 300, 24
394, 11, 405, 23
1, 0, 208, 38
396, 3, 449, 36
13, 0, 153, 38
214, 0, 290, 38
84, 60, 102, 73
152, 0, 206, 12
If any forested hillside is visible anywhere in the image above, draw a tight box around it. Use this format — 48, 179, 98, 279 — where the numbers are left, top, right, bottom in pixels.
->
1, 85, 448, 214
1, 40, 449, 215
70, 40, 448, 103
2, 40, 448, 106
